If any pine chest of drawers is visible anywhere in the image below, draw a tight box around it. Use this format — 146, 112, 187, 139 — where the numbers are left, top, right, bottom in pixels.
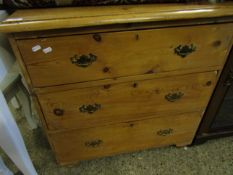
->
1, 4, 233, 165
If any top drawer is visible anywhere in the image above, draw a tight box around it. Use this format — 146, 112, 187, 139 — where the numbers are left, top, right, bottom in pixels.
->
17, 23, 233, 87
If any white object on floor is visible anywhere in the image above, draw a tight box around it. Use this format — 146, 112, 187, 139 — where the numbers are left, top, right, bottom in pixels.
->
0, 157, 13, 175
0, 90, 38, 175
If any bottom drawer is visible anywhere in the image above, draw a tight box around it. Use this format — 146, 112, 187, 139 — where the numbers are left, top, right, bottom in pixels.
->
49, 112, 202, 165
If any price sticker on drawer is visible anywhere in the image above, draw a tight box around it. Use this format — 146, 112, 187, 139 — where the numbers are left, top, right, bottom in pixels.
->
32, 45, 41, 52
43, 47, 53, 54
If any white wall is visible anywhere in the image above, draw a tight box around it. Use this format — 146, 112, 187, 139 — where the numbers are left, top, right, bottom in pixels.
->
0, 10, 15, 82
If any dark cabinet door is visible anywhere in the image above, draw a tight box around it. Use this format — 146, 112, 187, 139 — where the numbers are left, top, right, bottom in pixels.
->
211, 84, 233, 130
195, 48, 233, 143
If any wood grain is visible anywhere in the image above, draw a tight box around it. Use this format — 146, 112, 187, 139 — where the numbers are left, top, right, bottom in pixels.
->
34, 66, 221, 95
1, 3, 233, 33
49, 111, 202, 165
12, 17, 233, 40
17, 23, 233, 87
4, 4, 233, 165
38, 71, 217, 131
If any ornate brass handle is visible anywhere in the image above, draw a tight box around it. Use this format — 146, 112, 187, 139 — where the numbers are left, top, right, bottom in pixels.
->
53, 108, 64, 116
85, 139, 103, 148
79, 103, 101, 114
174, 44, 196, 58
70, 54, 97, 67
165, 92, 184, 102
157, 128, 174, 136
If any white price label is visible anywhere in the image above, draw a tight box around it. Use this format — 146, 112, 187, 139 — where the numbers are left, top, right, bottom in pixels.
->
43, 47, 53, 54
32, 45, 41, 52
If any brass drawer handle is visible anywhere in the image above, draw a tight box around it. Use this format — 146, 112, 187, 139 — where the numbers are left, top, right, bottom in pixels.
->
79, 103, 101, 114
85, 139, 103, 148
165, 92, 184, 102
174, 44, 196, 58
53, 108, 64, 116
157, 128, 174, 136
70, 54, 97, 67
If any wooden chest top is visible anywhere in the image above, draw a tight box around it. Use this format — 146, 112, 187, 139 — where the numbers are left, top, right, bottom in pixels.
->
1, 3, 233, 33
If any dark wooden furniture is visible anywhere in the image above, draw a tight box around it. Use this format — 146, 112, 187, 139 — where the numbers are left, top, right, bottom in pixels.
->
194, 47, 233, 143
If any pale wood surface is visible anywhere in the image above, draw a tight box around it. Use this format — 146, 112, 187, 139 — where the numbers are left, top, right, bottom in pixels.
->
1, 3, 233, 33
12, 17, 233, 40
38, 71, 217, 131
17, 23, 232, 87
49, 112, 201, 164
34, 67, 221, 95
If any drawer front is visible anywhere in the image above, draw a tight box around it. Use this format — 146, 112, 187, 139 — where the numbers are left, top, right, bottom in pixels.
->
38, 71, 217, 131
49, 112, 201, 164
18, 23, 232, 87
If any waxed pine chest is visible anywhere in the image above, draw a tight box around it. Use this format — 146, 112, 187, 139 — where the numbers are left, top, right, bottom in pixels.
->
1, 4, 233, 165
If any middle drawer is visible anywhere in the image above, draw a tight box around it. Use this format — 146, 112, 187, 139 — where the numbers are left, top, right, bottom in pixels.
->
38, 71, 216, 131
